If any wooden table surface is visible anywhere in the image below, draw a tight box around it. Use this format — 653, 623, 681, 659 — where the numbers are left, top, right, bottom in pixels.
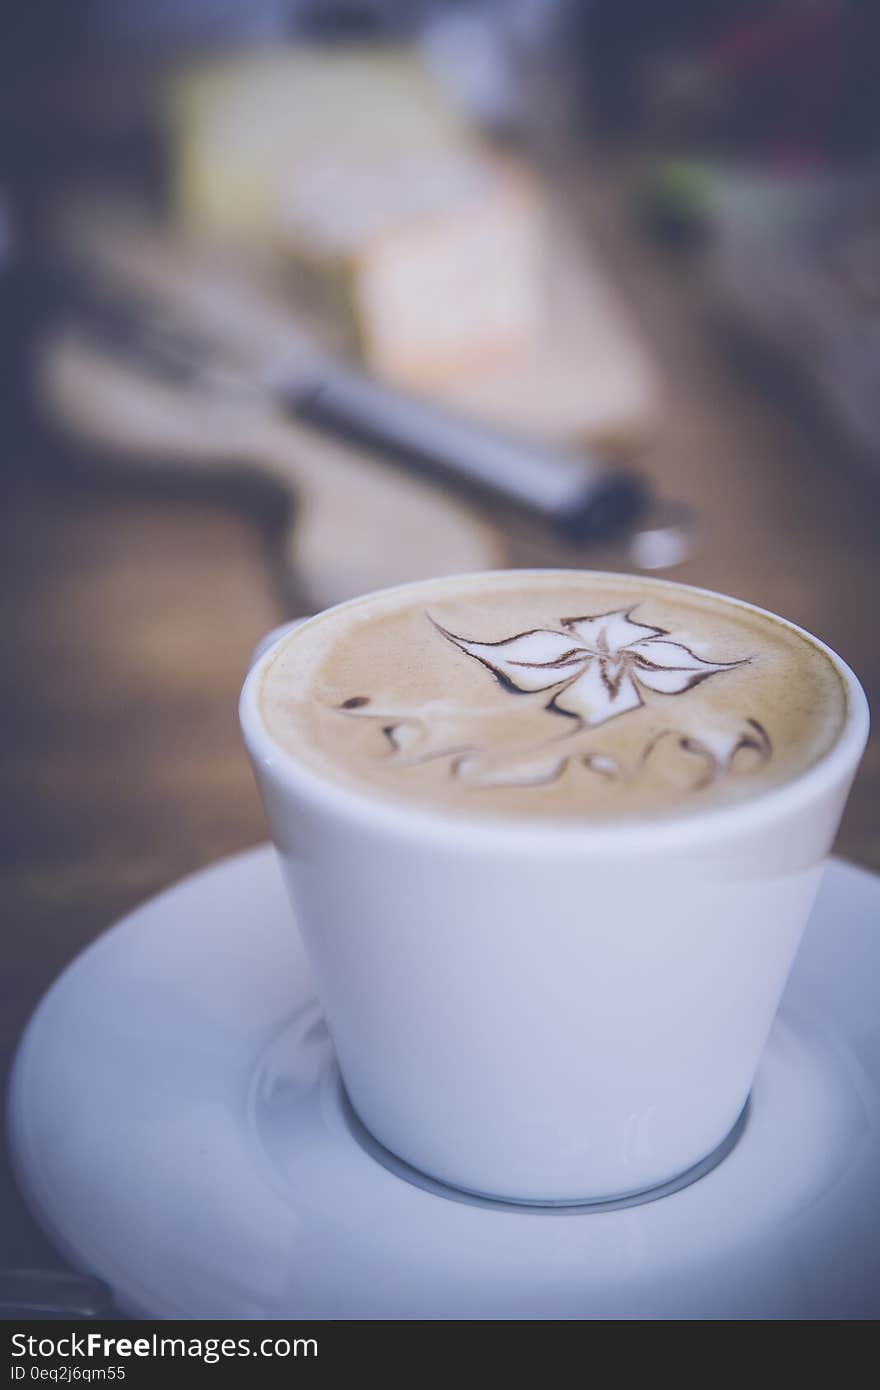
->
2, 170, 878, 1289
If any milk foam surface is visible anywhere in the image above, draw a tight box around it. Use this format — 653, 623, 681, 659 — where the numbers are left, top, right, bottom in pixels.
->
259, 572, 847, 822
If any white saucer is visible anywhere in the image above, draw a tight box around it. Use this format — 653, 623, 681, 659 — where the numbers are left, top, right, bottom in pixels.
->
9, 847, 880, 1320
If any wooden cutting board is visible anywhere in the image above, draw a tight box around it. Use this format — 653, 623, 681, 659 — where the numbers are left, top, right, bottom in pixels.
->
38, 200, 658, 611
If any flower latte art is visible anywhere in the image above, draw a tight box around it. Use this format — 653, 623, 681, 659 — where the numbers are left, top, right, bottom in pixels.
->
259, 573, 847, 822
435, 609, 744, 724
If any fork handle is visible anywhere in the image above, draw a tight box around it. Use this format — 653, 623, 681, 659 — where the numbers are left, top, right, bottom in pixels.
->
283, 365, 644, 540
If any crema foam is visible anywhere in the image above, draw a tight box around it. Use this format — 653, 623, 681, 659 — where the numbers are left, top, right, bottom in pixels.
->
258, 572, 847, 822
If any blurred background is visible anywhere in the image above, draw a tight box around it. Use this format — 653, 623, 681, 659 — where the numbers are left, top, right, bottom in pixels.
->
2, 0, 879, 1305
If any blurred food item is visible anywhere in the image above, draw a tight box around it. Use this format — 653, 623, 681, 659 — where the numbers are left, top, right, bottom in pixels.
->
170, 46, 543, 388
171, 45, 472, 243
43, 203, 644, 540
705, 170, 880, 466
431, 209, 659, 455
280, 155, 541, 390
167, 43, 659, 451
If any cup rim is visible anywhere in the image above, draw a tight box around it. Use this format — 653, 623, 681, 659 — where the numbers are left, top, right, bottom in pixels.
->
240, 570, 870, 854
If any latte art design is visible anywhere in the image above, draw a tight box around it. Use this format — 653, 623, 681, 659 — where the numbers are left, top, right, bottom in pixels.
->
337, 607, 770, 793
435, 608, 744, 726
260, 571, 846, 820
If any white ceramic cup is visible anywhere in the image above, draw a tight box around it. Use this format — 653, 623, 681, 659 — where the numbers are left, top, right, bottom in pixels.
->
240, 574, 869, 1205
